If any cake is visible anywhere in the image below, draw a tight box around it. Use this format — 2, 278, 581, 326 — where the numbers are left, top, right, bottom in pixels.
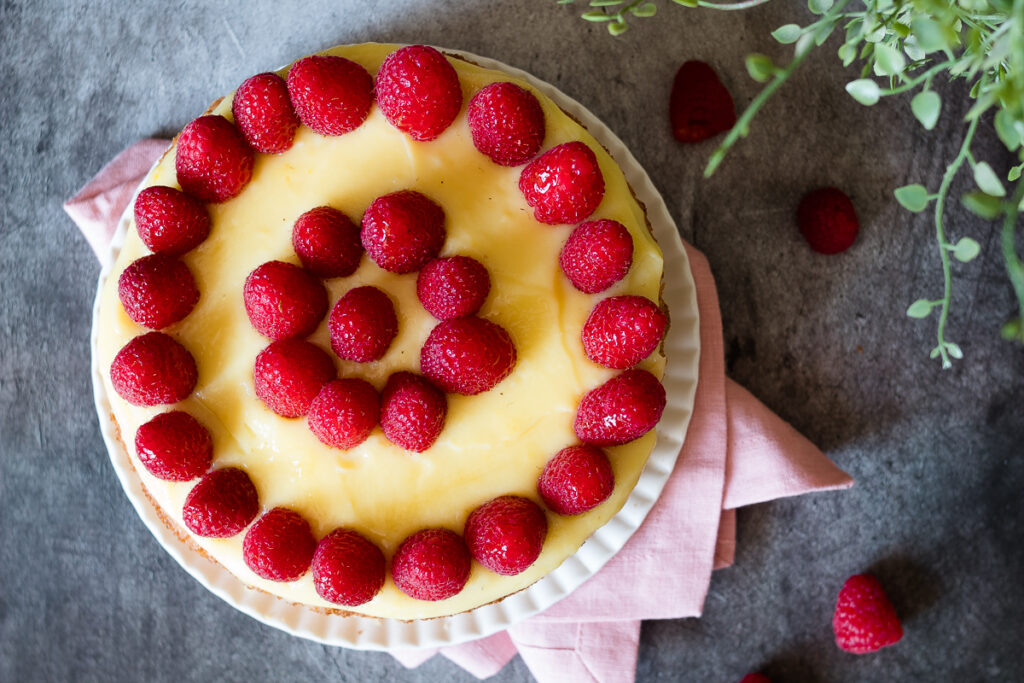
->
95, 43, 667, 620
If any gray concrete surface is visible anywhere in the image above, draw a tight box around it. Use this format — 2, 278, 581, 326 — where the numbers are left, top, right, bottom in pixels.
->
2, 1, 1022, 681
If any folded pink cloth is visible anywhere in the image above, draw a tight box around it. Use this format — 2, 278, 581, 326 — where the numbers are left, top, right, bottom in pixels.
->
67, 139, 854, 683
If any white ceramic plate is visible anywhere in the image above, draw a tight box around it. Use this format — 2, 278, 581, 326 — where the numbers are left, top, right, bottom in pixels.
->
90, 46, 700, 650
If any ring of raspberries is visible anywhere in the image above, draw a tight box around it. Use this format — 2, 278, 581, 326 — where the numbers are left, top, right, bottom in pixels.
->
108, 45, 668, 607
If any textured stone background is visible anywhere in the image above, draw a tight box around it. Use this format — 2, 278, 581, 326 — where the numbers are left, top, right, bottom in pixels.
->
2, 1, 1022, 681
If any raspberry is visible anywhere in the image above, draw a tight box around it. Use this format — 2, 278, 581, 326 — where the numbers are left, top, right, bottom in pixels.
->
392, 528, 471, 601
117, 254, 199, 330
312, 528, 386, 606
464, 496, 547, 576
559, 219, 634, 294
243, 260, 328, 341
110, 332, 198, 406
582, 295, 668, 369
669, 61, 737, 143
467, 82, 545, 166
327, 286, 398, 363
573, 369, 666, 446
242, 507, 317, 582
537, 444, 614, 515
360, 191, 446, 274
375, 45, 462, 142
416, 256, 490, 320
380, 372, 447, 452
133, 185, 211, 255
286, 55, 373, 136
253, 339, 335, 418
292, 206, 363, 278
420, 317, 516, 395
232, 72, 300, 154
307, 379, 380, 450
833, 574, 903, 654
739, 675, 772, 683
519, 141, 605, 225
175, 115, 254, 203
134, 411, 212, 481
798, 187, 859, 255
182, 467, 259, 538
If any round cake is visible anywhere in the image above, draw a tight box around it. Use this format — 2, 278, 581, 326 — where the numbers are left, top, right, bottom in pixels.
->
94, 42, 667, 620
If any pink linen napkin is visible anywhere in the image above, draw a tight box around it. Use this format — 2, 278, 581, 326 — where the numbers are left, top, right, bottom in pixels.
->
67, 139, 854, 683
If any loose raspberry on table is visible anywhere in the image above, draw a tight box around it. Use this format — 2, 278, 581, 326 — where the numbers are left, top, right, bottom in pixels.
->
286, 55, 373, 136
416, 256, 490, 321
669, 60, 737, 143
243, 260, 328, 341
574, 368, 666, 446
537, 444, 615, 515
327, 286, 398, 363
375, 45, 462, 142
232, 72, 300, 154
380, 371, 447, 452
519, 141, 605, 225
465, 496, 547, 576
307, 379, 380, 450
582, 295, 667, 370
175, 115, 254, 203
182, 467, 259, 538
391, 528, 471, 601
559, 219, 634, 294
833, 573, 903, 654
110, 332, 198, 406
467, 81, 545, 166
134, 410, 212, 481
242, 507, 317, 582
133, 185, 211, 256
738, 675, 773, 683
360, 190, 446, 274
312, 528, 387, 606
254, 339, 335, 418
292, 206, 363, 278
117, 254, 199, 330
420, 317, 516, 395
798, 187, 859, 255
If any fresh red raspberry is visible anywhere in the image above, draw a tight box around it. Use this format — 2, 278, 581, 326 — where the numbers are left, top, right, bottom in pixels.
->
175, 115, 254, 203
670, 61, 737, 143
133, 185, 211, 255
254, 339, 335, 418
375, 45, 462, 142
312, 528, 387, 606
798, 187, 859, 254
117, 254, 199, 330
328, 286, 398, 362
232, 72, 300, 154
537, 444, 614, 515
292, 206, 363, 278
307, 379, 380, 450
465, 496, 547, 576
360, 191, 446, 274
467, 81, 545, 166
110, 332, 198, 406
833, 574, 903, 654
559, 219, 634, 294
242, 507, 317, 582
420, 317, 516, 395
574, 369, 666, 446
519, 141, 605, 225
738, 675, 773, 683
134, 411, 212, 481
582, 296, 668, 369
243, 260, 328, 341
182, 467, 259, 538
380, 372, 447, 452
286, 55, 373, 136
391, 528, 471, 601
416, 256, 490, 320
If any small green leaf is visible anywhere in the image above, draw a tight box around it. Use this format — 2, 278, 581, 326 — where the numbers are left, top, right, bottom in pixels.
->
895, 184, 930, 212
846, 79, 880, 106
588, 0, 623, 5
874, 43, 906, 76
994, 110, 1021, 151
630, 2, 657, 17
838, 43, 857, 67
745, 54, 776, 83
608, 20, 628, 35
1002, 317, 1024, 342
969, 80, 982, 98
582, 10, 613, 21
1009, 164, 1023, 182
907, 299, 935, 318
911, 91, 941, 130
671, 0, 699, 6
772, 24, 803, 44
962, 191, 1003, 219
813, 22, 835, 46
808, 0, 834, 14
911, 17, 948, 52
974, 162, 1006, 197
929, 346, 942, 359
945, 342, 963, 359
952, 237, 981, 262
